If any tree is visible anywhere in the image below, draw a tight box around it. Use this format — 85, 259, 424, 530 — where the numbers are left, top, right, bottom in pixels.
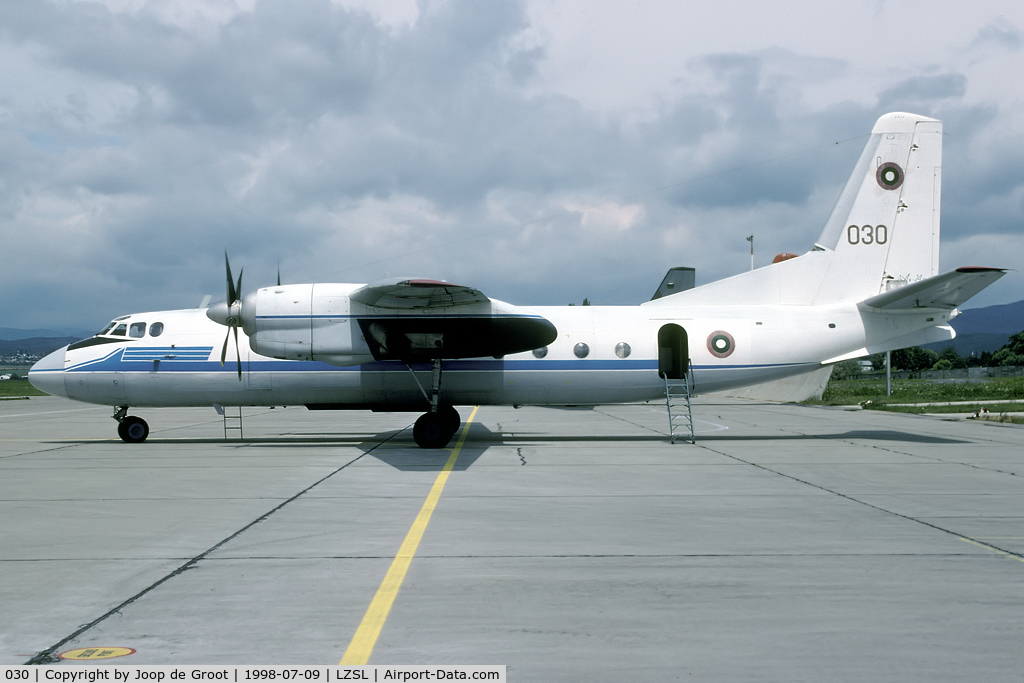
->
937, 345, 968, 369
891, 346, 938, 371
990, 331, 1024, 367
832, 359, 867, 380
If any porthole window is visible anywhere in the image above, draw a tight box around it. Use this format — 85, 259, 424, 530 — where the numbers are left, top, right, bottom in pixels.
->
573, 342, 590, 358
615, 342, 631, 358
150, 322, 164, 337
532, 346, 548, 358
129, 322, 146, 338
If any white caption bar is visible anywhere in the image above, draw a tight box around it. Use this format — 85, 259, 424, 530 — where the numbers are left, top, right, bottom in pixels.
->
1, 666, 505, 683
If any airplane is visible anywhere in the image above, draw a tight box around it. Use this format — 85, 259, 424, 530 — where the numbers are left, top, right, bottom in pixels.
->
29, 112, 1006, 448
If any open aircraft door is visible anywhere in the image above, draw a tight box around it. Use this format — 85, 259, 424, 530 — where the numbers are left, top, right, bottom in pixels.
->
658, 323, 689, 380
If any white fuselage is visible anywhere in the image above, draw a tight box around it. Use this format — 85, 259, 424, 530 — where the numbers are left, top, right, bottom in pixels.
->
29, 300, 951, 409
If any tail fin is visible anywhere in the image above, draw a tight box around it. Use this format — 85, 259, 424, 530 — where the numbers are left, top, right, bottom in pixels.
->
645, 112, 945, 309
811, 112, 942, 304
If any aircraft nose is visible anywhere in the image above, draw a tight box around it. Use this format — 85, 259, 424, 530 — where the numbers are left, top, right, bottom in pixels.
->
29, 346, 69, 398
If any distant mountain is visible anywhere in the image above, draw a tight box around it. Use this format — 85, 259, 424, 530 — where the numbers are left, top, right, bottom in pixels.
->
0, 326, 92, 341
0, 337, 79, 358
924, 299, 1024, 356
949, 300, 1024, 335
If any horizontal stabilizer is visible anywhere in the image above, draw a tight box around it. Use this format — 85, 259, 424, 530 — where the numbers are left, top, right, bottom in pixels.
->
351, 278, 490, 309
858, 267, 1006, 311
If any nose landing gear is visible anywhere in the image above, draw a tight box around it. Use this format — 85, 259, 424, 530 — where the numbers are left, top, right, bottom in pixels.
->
113, 406, 149, 443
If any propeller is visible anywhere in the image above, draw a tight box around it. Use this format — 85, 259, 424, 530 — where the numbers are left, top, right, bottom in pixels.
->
207, 252, 244, 381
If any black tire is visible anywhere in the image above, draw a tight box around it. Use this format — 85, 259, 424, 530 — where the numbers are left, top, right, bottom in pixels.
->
438, 404, 461, 436
118, 416, 149, 443
413, 412, 453, 449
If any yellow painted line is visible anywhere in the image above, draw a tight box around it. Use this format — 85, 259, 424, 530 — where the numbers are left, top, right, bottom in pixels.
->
960, 537, 1024, 563
59, 647, 136, 660
340, 406, 479, 665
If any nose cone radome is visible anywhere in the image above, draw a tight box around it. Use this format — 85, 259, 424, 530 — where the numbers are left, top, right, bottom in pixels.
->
29, 346, 69, 397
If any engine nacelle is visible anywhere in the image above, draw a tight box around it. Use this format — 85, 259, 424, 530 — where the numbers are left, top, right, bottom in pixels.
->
211, 280, 557, 366
240, 283, 375, 366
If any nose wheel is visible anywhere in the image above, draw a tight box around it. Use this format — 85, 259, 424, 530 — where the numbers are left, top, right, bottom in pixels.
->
113, 407, 149, 443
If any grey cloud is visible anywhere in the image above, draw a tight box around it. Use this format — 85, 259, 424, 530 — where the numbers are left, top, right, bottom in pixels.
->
1, 0, 1021, 329
972, 20, 1023, 50
876, 73, 968, 111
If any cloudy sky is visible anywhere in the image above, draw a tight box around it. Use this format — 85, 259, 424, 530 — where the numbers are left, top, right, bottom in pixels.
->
2, 0, 1023, 331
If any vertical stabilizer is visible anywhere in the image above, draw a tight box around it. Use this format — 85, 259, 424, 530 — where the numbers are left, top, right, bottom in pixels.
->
812, 112, 942, 304
644, 112, 946, 310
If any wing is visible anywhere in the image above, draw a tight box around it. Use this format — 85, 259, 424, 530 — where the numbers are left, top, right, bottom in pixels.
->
858, 267, 1007, 311
350, 278, 490, 309
350, 278, 556, 362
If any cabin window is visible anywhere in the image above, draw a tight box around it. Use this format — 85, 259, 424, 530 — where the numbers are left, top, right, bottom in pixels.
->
111, 324, 127, 336
150, 322, 164, 337
573, 342, 590, 358
532, 346, 548, 358
129, 322, 146, 338
615, 342, 631, 359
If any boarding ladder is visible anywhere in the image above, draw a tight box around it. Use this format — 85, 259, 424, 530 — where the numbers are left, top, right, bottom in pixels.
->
220, 405, 244, 440
664, 364, 695, 444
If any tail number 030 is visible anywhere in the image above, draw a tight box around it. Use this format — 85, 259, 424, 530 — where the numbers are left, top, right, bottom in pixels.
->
847, 224, 888, 245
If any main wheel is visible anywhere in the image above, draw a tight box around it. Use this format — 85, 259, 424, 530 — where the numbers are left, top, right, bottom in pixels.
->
438, 404, 461, 436
413, 412, 453, 449
118, 416, 149, 443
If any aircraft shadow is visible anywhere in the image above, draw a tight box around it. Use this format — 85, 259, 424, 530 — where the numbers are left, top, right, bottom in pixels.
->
694, 429, 970, 444
109, 426, 967, 474
361, 424, 486, 472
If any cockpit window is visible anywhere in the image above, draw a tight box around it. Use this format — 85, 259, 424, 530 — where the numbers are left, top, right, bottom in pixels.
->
150, 322, 164, 337
129, 322, 146, 338
111, 324, 127, 336
98, 322, 116, 336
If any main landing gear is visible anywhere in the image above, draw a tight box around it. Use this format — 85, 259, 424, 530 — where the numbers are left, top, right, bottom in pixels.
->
113, 406, 149, 443
409, 359, 462, 449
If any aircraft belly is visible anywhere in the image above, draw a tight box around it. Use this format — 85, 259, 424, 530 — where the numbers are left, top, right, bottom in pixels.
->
690, 362, 820, 394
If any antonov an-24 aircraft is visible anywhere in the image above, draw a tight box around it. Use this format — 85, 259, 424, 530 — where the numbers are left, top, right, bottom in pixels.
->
30, 112, 1006, 447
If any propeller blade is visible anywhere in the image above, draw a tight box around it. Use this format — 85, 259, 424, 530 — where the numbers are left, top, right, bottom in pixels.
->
233, 326, 242, 380
225, 252, 238, 304
235, 268, 243, 307
220, 328, 230, 367
277, 260, 281, 287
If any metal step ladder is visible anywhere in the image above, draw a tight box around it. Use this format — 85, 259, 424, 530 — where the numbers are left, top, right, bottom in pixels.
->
664, 365, 695, 444
216, 404, 244, 440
